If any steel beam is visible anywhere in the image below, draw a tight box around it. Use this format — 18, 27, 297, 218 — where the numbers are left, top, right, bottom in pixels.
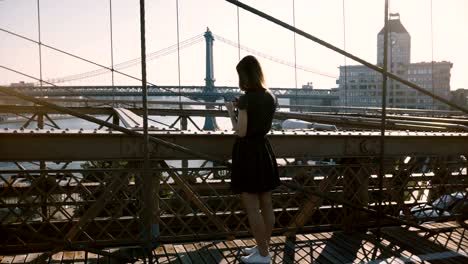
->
1, 130, 467, 161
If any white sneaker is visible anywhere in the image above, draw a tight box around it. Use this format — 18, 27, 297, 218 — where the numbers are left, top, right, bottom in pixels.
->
241, 246, 258, 255
240, 251, 271, 263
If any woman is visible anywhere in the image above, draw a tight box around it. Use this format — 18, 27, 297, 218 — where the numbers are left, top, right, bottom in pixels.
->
226, 55, 280, 263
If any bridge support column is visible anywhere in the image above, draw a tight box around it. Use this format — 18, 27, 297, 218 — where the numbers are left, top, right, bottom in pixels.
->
202, 28, 219, 131
202, 111, 219, 130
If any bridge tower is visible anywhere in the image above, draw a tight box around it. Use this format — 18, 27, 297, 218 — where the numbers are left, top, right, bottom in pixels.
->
202, 28, 219, 130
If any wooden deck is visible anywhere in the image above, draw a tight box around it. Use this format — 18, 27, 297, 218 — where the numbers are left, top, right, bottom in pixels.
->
1, 223, 467, 264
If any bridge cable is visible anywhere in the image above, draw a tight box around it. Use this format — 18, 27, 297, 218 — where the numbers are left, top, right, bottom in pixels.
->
292, 0, 298, 89
214, 33, 338, 79
430, 0, 435, 113
109, 0, 116, 106
224, 0, 468, 114
342, 0, 348, 108
236, 1, 241, 61
377, 0, 390, 242
176, 0, 182, 109
36, 0, 43, 88
49, 35, 203, 84
0, 27, 205, 101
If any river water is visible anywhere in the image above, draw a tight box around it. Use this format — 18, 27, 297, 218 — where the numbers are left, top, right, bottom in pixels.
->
0, 96, 289, 172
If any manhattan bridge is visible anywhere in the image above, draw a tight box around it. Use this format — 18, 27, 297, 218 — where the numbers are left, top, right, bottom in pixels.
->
0, 1, 467, 263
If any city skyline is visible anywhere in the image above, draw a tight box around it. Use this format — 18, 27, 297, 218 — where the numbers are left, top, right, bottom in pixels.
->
1, 0, 467, 91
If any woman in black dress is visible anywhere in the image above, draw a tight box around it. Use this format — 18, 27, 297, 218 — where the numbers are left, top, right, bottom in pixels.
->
226, 55, 280, 263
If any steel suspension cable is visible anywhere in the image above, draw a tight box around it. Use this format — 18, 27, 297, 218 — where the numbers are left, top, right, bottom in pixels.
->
214, 34, 337, 79
342, 0, 348, 107
236, 1, 241, 61
431, 0, 435, 113
36, 0, 43, 88
0, 27, 207, 101
51, 35, 203, 83
377, 0, 390, 242
0, 27, 161, 92
138, 1, 155, 256
176, 0, 182, 108
292, 0, 298, 89
109, 0, 116, 106
224, 0, 468, 114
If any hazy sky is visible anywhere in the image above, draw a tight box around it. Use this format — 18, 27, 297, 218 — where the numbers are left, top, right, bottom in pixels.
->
1, 0, 467, 90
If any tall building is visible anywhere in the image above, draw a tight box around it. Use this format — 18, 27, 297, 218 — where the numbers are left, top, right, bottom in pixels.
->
338, 14, 452, 110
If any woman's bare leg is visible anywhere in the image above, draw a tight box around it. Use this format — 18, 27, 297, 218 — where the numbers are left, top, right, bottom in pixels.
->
259, 191, 275, 247
241, 192, 269, 256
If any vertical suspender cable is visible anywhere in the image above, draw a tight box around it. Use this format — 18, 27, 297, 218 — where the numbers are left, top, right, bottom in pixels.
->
377, 0, 390, 242
236, 1, 241, 61
292, 0, 298, 89
176, 0, 182, 109
138, 0, 154, 257
430, 0, 435, 113
342, 0, 348, 108
109, 0, 116, 106
36, 0, 43, 87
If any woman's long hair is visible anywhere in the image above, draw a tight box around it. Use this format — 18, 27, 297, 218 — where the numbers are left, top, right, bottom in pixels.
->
236, 55, 266, 91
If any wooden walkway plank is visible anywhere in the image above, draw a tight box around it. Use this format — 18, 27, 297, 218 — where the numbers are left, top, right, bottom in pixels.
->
49, 252, 63, 264
304, 233, 340, 264
11, 254, 27, 264
153, 245, 170, 264
202, 241, 226, 264
428, 231, 464, 254
61, 251, 75, 264
0, 256, 15, 264
382, 227, 468, 264
429, 228, 468, 255
173, 244, 191, 264
72, 251, 85, 264
224, 240, 241, 263
294, 235, 313, 264
163, 244, 181, 264
231, 239, 247, 250
85, 252, 97, 264
213, 241, 237, 264
182, 243, 207, 264
24, 253, 40, 264
269, 236, 286, 264
192, 242, 218, 264
313, 232, 357, 263
361, 233, 416, 263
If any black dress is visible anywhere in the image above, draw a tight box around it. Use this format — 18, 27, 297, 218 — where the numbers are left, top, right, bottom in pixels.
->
230, 89, 281, 194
